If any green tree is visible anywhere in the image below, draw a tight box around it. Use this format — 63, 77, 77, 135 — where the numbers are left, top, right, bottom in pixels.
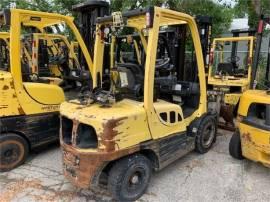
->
170, 0, 233, 37
234, 0, 270, 28
1, 0, 233, 37
111, 0, 233, 37
0, 0, 83, 15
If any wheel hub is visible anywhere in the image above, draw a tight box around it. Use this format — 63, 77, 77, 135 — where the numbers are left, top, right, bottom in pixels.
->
203, 123, 215, 147
130, 174, 139, 184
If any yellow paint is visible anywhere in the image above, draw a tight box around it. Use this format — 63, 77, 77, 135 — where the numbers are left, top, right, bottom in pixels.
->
224, 93, 241, 106
237, 90, 270, 167
0, 9, 93, 117
208, 36, 255, 107
61, 7, 207, 151
208, 36, 254, 89
238, 90, 270, 117
24, 82, 64, 105
0, 32, 9, 45
0, 71, 22, 117
60, 99, 151, 150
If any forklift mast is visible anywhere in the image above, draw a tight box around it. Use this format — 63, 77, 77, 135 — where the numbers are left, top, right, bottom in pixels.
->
72, 0, 110, 68
250, 16, 270, 89
230, 28, 256, 64
196, 15, 212, 68
265, 39, 270, 88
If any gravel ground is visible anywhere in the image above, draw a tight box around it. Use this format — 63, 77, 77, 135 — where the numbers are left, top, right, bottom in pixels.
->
0, 130, 270, 202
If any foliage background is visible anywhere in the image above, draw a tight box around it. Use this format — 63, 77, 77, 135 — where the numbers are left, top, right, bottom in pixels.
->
0, 0, 234, 37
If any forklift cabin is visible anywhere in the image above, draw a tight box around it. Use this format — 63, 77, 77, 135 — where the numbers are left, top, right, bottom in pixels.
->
207, 29, 256, 129
0, 9, 93, 171
60, 7, 217, 201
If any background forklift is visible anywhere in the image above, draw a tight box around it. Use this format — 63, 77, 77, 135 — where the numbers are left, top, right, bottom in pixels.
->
207, 28, 259, 130
229, 17, 270, 167
60, 7, 217, 201
0, 8, 98, 171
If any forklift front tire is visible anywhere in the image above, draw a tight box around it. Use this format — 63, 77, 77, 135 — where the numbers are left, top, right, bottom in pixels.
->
0, 134, 29, 172
229, 131, 244, 160
195, 116, 217, 154
108, 154, 152, 201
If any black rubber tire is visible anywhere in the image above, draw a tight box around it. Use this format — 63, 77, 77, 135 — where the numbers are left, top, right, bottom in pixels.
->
195, 116, 217, 154
229, 131, 244, 160
0, 134, 29, 172
108, 154, 152, 201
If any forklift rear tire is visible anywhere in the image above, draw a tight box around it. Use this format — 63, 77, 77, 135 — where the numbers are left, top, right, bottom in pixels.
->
108, 154, 152, 201
195, 116, 217, 154
229, 131, 244, 160
0, 134, 29, 172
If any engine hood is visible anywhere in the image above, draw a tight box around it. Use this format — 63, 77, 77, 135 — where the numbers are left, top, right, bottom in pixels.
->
60, 99, 152, 151
60, 99, 145, 122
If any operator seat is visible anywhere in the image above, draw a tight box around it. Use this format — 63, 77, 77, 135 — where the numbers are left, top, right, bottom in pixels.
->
217, 62, 234, 76
117, 63, 144, 99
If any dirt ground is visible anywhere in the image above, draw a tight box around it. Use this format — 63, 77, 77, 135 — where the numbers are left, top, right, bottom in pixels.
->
0, 130, 270, 202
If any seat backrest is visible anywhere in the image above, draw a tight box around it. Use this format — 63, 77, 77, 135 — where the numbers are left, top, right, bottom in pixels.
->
217, 62, 234, 75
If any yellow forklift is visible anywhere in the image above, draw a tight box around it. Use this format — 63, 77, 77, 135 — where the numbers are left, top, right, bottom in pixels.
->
229, 19, 270, 167
0, 8, 95, 171
229, 90, 270, 167
60, 7, 217, 201
207, 29, 256, 130
23, 33, 81, 86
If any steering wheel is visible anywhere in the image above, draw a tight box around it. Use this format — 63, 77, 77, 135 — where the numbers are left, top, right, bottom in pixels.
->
226, 56, 240, 63
155, 58, 171, 70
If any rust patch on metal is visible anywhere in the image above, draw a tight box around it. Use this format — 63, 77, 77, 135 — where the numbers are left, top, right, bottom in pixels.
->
242, 132, 270, 151
9, 81, 15, 89
85, 114, 96, 119
71, 119, 79, 146
17, 107, 25, 115
242, 133, 252, 142
2, 85, 9, 90
100, 117, 127, 152
62, 143, 139, 188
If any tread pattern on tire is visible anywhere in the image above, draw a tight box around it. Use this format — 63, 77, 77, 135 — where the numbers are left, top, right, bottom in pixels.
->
108, 154, 152, 201
195, 116, 217, 154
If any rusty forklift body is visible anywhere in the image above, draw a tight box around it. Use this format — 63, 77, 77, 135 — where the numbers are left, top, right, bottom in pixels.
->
60, 7, 217, 201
